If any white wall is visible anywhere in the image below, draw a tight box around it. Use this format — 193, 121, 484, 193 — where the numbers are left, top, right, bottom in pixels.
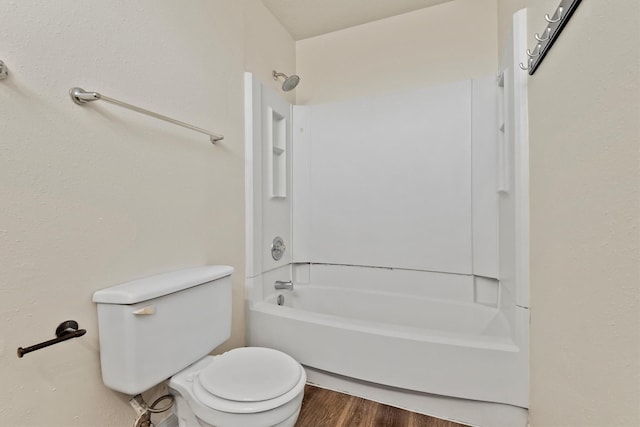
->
521, 1, 640, 425
244, 1, 296, 104
297, 81, 474, 274
497, 0, 527, 59
0, 1, 294, 425
295, 0, 498, 104
292, 0, 503, 287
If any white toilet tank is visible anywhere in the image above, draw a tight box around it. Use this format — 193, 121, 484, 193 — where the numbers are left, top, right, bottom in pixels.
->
92, 265, 233, 395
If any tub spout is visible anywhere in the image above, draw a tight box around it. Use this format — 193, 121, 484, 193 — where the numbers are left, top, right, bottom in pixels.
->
275, 280, 293, 291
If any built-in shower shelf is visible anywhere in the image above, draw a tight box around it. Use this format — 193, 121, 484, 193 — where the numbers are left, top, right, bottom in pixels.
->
270, 107, 287, 198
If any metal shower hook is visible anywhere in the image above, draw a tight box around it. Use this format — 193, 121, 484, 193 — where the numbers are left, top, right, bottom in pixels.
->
545, 6, 564, 23
526, 44, 542, 57
535, 28, 551, 42
0, 60, 8, 79
519, 57, 533, 71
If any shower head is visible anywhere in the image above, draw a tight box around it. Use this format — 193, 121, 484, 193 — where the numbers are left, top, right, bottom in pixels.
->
273, 70, 300, 92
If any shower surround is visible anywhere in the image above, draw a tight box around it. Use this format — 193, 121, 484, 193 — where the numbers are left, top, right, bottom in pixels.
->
244, 31, 529, 424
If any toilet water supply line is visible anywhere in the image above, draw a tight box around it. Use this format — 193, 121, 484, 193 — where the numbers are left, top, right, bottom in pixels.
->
130, 394, 175, 427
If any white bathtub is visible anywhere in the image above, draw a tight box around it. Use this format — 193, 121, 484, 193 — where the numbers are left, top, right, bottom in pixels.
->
248, 265, 528, 408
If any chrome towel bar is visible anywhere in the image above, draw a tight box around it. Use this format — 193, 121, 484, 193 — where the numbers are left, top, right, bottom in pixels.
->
69, 87, 224, 144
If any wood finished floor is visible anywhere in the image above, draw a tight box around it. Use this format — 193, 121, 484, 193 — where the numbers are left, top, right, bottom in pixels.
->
295, 385, 467, 427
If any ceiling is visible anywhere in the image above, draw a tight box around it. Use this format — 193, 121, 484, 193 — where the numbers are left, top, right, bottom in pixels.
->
262, 0, 455, 41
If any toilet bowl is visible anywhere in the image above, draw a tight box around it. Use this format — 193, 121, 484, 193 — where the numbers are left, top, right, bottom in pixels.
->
169, 347, 306, 427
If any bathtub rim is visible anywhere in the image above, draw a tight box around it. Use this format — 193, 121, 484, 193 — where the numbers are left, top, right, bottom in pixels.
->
251, 300, 519, 352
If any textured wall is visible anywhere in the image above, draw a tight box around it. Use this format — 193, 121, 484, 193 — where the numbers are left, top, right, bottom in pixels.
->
0, 1, 293, 425
295, 0, 498, 104
244, 1, 297, 103
496, 0, 527, 58
523, 0, 640, 425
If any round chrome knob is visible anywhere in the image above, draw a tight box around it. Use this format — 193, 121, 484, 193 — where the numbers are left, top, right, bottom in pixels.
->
271, 236, 286, 261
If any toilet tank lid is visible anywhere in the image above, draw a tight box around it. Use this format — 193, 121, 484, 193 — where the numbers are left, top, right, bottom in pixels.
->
92, 265, 234, 305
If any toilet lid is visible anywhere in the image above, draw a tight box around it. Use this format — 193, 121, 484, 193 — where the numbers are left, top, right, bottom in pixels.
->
198, 347, 302, 402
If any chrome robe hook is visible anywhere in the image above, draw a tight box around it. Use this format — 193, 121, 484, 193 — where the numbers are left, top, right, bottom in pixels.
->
519, 57, 533, 71
526, 44, 542, 57
545, 6, 564, 23
535, 28, 551, 42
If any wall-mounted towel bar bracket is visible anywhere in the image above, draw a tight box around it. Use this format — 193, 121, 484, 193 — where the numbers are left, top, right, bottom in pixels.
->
17, 320, 86, 358
0, 60, 8, 79
69, 87, 224, 144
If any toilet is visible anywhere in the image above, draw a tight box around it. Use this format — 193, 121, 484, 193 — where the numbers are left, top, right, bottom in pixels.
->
92, 265, 305, 427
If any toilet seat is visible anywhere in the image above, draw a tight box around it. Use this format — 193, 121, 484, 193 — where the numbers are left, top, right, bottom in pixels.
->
193, 347, 305, 414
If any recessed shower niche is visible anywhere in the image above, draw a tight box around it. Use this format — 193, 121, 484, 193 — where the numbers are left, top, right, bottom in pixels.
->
270, 108, 287, 198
